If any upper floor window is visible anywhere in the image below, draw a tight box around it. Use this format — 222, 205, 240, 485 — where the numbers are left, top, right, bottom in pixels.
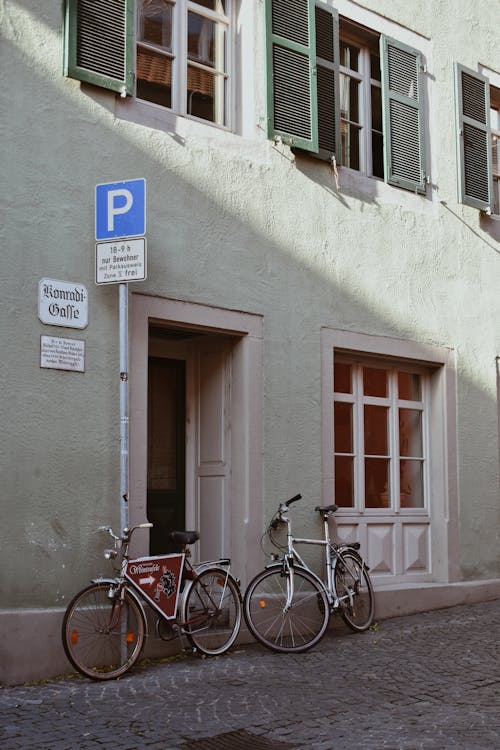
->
63, 0, 232, 129
264, 0, 427, 194
491, 86, 500, 215
455, 64, 499, 215
137, 0, 230, 126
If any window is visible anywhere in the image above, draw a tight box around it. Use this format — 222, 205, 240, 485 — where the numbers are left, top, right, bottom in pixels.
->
454, 64, 498, 214
136, 0, 230, 126
265, 0, 427, 193
334, 359, 426, 512
491, 86, 500, 215
63, 0, 232, 128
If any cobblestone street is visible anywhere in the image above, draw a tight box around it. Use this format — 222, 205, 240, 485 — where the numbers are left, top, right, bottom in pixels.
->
2, 599, 500, 749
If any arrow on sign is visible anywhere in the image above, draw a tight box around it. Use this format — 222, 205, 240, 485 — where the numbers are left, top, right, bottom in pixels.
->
140, 576, 155, 586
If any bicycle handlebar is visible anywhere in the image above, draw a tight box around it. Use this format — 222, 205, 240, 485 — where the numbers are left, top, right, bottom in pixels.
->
285, 493, 302, 507
99, 522, 153, 542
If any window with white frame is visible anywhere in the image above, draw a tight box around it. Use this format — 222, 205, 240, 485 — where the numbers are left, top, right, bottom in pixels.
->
338, 21, 383, 178
264, 0, 427, 194
333, 357, 427, 512
63, 0, 232, 129
136, 0, 230, 126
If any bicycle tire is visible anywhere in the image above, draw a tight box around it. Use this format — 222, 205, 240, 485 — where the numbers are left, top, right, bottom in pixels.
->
244, 566, 330, 653
183, 569, 242, 656
334, 550, 375, 632
62, 582, 146, 680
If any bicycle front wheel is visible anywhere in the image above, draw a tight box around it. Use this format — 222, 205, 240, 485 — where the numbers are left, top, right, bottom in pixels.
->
183, 569, 242, 656
244, 567, 330, 653
62, 582, 146, 680
334, 550, 375, 632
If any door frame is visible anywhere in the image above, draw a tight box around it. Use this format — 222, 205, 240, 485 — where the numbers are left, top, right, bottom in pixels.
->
129, 293, 263, 585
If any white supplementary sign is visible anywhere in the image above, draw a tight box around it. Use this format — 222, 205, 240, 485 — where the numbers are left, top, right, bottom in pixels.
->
38, 278, 88, 329
95, 238, 147, 285
40, 335, 85, 372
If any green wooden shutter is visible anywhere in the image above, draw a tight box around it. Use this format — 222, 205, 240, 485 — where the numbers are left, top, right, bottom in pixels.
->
63, 0, 134, 96
265, 0, 318, 152
315, 2, 340, 163
454, 64, 492, 212
380, 36, 426, 193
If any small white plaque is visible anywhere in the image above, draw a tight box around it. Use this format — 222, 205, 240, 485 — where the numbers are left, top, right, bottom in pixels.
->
40, 335, 85, 372
95, 237, 147, 284
39, 278, 88, 329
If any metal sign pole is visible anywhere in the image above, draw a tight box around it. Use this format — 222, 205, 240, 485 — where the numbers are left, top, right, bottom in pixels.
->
119, 282, 129, 533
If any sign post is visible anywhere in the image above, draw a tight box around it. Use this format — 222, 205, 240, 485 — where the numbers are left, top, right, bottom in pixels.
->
95, 179, 147, 534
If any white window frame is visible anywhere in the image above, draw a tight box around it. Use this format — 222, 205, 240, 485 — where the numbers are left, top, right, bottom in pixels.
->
334, 357, 429, 515
339, 27, 381, 179
321, 328, 459, 585
135, 0, 233, 130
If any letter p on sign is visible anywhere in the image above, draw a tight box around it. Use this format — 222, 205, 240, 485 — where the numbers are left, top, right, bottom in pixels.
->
95, 179, 146, 240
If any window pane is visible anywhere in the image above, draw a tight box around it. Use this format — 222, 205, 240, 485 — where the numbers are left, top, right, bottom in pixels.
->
400, 460, 424, 508
334, 362, 352, 393
136, 47, 172, 107
371, 130, 384, 178
335, 456, 354, 507
371, 85, 382, 130
340, 41, 359, 71
398, 372, 421, 401
188, 12, 226, 71
193, 0, 227, 12
399, 409, 422, 457
370, 52, 381, 81
363, 367, 387, 397
341, 121, 360, 170
365, 458, 390, 508
364, 405, 388, 455
334, 402, 353, 453
340, 74, 359, 123
187, 66, 225, 124
139, 0, 173, 50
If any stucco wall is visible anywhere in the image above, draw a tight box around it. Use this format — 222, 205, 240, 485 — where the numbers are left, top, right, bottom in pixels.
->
1, 0, 499, 681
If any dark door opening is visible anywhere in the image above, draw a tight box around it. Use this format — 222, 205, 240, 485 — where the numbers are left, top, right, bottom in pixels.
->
147, 357, 186, 555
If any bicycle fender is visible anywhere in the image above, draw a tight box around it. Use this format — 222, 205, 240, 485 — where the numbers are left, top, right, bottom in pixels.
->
335, 548, 370, 572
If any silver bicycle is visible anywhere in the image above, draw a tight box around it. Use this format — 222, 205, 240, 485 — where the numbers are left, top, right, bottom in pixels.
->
244, 494, 375, 653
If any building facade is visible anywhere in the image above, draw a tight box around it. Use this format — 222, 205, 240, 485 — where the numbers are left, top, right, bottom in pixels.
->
1, 0, 500, 683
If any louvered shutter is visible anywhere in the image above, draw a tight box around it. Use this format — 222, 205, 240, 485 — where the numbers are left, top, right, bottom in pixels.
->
315, 2, 340, 162
380, 37, 426, 193
265, 0, 318, 152
454, 64, 492, 212
63, 0, 134, 96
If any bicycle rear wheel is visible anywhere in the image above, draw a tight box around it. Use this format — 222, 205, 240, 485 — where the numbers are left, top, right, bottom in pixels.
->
244, 566, 330, 653
183, 569, 242, 656
334, 550, 375, 632
62, 582, 146, 680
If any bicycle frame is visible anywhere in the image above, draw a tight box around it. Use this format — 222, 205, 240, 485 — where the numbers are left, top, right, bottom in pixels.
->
272, 504, 367, 612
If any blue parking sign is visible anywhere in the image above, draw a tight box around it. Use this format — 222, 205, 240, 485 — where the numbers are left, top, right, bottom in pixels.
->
95, 179, 146, 240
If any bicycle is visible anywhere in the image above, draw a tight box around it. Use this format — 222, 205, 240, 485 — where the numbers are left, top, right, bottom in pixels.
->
62, 522, 242, 680
243, 494, 374, 653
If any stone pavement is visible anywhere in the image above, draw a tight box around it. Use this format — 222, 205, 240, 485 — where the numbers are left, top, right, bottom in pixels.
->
2, 599, 500, 750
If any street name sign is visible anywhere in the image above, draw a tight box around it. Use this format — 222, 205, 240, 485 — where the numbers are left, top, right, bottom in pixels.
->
38, 278, 88, 329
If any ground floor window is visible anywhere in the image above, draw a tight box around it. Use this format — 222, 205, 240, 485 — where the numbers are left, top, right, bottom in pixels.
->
321, 329, 459, 585
334, 357, 427, 512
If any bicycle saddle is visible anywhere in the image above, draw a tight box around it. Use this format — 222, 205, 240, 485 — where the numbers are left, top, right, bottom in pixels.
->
314, 505, 338, 514
168, 531, 200, 546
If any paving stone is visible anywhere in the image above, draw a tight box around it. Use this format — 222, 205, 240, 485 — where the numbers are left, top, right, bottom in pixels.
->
3, 600, 500, 749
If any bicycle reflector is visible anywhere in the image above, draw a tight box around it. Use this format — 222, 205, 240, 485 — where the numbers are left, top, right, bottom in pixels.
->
126, 632, 136, 644
259, 600, 266, 608
71, 630, 78, 645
